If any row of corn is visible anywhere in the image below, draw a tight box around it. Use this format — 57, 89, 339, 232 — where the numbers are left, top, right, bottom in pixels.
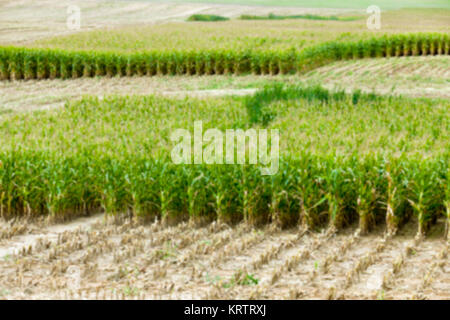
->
0, 152, 448, 238
0, 33, 448, 80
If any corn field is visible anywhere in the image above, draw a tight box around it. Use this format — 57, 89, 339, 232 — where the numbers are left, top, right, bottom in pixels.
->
0, 152, 447, 235
0, 3, 449, 301
0, 33, 448, 80
0, 86, 448, 238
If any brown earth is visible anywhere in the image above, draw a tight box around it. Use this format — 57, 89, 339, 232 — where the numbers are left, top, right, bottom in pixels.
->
0, 215, 448, 300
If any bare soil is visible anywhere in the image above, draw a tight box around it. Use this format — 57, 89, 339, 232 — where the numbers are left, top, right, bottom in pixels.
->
0, 215, 447, 300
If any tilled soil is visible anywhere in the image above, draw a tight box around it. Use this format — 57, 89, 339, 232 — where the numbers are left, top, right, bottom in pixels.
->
0, 215, 447, 300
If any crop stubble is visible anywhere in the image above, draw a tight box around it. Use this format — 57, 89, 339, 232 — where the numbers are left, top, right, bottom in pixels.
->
0, 217, 447, 300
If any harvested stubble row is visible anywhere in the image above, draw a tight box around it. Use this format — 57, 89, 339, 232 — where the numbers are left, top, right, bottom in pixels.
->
0, 33, 448, 80
0, 85, 448, 238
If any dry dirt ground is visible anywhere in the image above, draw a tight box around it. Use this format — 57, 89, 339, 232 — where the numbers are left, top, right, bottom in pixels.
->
0, 215, 448, 300
0, 0, 356, 45
0, 56, 448, 113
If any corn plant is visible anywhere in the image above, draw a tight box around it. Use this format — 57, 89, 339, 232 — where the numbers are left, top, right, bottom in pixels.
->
267, 162, 296, 228
195, 52, 205, 75
94, 53, 106, 77
104, 53, 117, 77
353, 158, 385, 234
421, 35, 430, 56
23, 51, 37, 80
411, 34, 421, 56
48, 51, 60, 79
290, 156, 327, 230
403, 35, 412, 56
186, 167, 216, 224
322, 163, 354, 230
444, 34, 450, 55
160, 164, 190, 225
81, 53, 94, 78
115, 55, 127, 77
174, 52, 186, 76
165, 52, 177, 76
444, 168, 450, 240
234, 50, 251, 75
148, 52, 159, 76
59, 54, 72, 79
240, 165, 270, 226
0, 49, 10, 80
384, 161, 409, 235
268, 51, 280, 75
8, 49, 24, 80
210, 166, 232, 224
72, 53, 84, 79
395, 35, 405, 57
213, 51, 225, 75
125, 159, 161, 220
407, 161, 446, 237
279, 50, 294, 75
204, 52, 215, 75
185, 51, 196, 75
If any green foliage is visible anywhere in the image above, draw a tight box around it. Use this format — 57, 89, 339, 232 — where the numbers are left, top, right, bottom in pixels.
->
0, 88, 447, 235
239, 13, 361, 21
0, 33, 447, 80
187, 14, 229, 22
245, 83, 379, 126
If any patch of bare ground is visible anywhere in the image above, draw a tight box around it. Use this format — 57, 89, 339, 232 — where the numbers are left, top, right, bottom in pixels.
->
171, 226, 286, 299
0, 214, 448, 300
0, 76, 260, 113
304, 56, 450, 98
375, 240, 448, 300
0, 214, 104, 259
239, 230, 348, 299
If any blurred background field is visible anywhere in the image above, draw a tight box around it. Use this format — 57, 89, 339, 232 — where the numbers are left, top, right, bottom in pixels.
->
23, 9, 450, 52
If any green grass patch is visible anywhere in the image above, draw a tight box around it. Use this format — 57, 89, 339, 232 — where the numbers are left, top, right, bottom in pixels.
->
168, 0, 450, 10
240, 13, 361, 21
187, 14, 229, 22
